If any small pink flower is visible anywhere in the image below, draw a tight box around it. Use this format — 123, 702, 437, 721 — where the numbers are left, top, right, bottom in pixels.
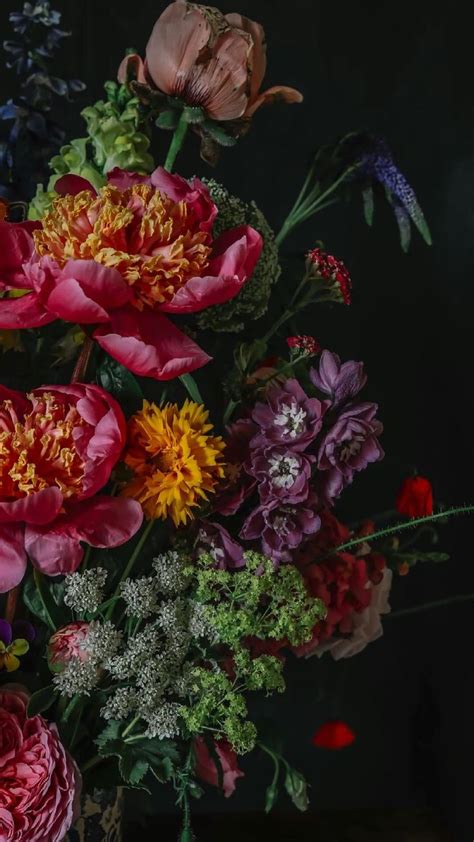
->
194, 737, 244, 798
0, 383, 143, 592
0, 685, 81, 841
47, 623, 90, 673
119, 1, 303, 124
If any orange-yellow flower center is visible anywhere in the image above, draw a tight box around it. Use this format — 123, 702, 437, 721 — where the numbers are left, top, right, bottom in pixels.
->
122, 399, 225, 527
0, 393, 85, 500
34, 184, 212, 309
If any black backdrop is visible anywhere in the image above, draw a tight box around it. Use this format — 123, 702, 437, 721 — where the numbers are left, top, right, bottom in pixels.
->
1, 1, 473, 838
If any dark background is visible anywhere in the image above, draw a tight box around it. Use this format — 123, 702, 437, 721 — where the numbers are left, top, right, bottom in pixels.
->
1, 1, 473, 839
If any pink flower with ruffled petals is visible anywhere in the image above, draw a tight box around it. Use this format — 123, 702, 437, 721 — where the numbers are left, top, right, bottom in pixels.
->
0, 383, 143, 592
118, 1, 302, 124
194, 737, 244, 798
0, 685, 80, 842
47, 623, 91, 673
0, 168, 262, 381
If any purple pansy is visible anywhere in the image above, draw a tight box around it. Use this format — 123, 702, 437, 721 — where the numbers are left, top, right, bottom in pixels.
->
251, 379, 327, 452
195, 521, 245, 569
249, 447, 315, 504
0, 618, 35, 672
317, 402, 384, 502
241, 498, 321, 563
310, 350, 367, 407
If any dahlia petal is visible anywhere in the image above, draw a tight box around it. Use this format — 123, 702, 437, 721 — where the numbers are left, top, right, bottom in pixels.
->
160, 226, 262, 315
0, 221, 39, 288
245, 85, 304, 117
0, 488, 63, 525
46, 260, 132, 323
145, 0, 212, 95
93, 307, 211, 380
55, 174, 97, 197
0, 290, 56, 329
0, 524, 27, 593
26, 497, 143, 577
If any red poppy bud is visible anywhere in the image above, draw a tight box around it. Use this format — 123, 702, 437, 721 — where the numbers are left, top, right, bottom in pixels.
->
396, 476, 433, 518
312, 719, 356, 750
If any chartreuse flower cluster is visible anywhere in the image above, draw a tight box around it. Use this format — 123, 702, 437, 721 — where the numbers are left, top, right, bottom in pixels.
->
50, 549, 325, 756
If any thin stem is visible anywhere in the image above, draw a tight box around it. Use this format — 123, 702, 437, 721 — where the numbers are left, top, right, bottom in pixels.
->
164, 113, 189, 172
122, 715, 142, 739
387, 593, 474, 620
106, 520, 155, 619
322, 505, 474, 559
275, 166, 355, 246
80, 754, 103, 774
71, 335, 94, 383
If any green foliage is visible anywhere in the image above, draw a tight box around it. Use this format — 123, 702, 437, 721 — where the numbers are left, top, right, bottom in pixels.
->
23, 572, 66, 631
96, 721, 179, 789
97, 355, 143, 416
27, 685, 59, 716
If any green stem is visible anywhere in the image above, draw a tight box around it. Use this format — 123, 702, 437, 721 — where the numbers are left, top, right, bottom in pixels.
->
388, 592, 474, 620
61, 694, 82, 723
275, 166, 355, 246
164, 114, 189, 172
106, 520, 155, 619
122, 715, 142, 739
223, 398, 239, 426
178, 745, 195, 842
80, 754, 103, 774
323, 505, 474, 559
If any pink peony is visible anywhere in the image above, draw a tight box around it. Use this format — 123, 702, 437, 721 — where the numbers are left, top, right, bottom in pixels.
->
0, 382, 143, 592
0, 168, 262, 381
47, 623, 90, 673
0, 685, 80, 841
194, 737, 244, 798
119, 1, 302, 124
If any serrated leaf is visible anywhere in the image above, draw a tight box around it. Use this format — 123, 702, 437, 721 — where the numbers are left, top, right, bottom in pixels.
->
27, 685, 58, 717
96, 720, 122, 752
284, 767, 309, 812
156, 110, 179, 130
119, 754, 149, 786
97, 356, 143, 415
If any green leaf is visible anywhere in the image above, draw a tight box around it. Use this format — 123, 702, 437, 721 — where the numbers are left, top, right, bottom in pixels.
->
183, 106, 205, 124
119, 754, 150, 786
96, 720, 122, 752
149, 755, 174, 783
234, 339, 268, 375
156, 110, 179, 130
284, 766, 309, 812
265, 780, 279, 813
97, 356, 143, 415
362, 185, 374, 226
23, 571, 63, 631
188, 780, 204, 799
203, 121, 237, 148
27, 685, 58, 717
179, 373, 203, 404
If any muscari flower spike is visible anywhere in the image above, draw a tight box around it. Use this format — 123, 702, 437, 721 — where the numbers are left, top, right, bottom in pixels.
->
0, 619, 35, 672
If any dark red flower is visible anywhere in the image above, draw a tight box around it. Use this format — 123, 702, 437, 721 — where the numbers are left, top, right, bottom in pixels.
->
312, 720, 356, 750
396, 475, 433, 518
286, 335, 321, 356
306, 247, 352, 305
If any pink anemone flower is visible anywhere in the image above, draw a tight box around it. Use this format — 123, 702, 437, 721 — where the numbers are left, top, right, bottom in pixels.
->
118, 0, 303, 123
0, 382, 143, 592
0, 167, 262, 380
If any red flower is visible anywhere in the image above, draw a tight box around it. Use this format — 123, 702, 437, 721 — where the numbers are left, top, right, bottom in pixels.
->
0, 168, 262, 380
194, 737, 244, 798
306, 247, 352, 305
312, 720, 356, 750
0, 383, 143, 592
396, 475, 433, 518
286, 335, 321, 355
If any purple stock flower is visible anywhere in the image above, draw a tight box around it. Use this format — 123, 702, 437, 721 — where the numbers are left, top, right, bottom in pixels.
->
310, 350, 367, 407
195, 521, 245, 569
241, 499, 321, 563
317, 402, 384, 502
249, 447, 315, 504
251, 379, 327, 452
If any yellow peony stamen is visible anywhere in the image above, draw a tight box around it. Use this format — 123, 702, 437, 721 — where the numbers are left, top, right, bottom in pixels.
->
122, 399, 225, 527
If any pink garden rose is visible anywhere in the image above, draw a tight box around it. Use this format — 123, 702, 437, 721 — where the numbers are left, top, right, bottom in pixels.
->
194, 737, 244, 798
0, 168, 262, 380
119, 1, 302, 124
47, 623, 90, 673
0, 685, 80, 841
0, 382, 143, 592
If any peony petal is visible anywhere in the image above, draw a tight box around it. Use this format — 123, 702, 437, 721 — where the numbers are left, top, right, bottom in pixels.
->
46, 260, 132, 323
55, 174, 97, 197
150, 169, 217, 231
160, 226, 262, 314
245, 84, 304, 117
0, 221, 39, 288
0, 524, 27, 592
0, 487, 63, 525
26, 496, 143, 577
0, 290, 56, 329
107, 168, 151, 190
145, 0, 212, 95
93, 306, 211, 380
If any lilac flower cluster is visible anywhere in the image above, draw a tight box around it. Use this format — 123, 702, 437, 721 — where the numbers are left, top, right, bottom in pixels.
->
209, 353, 384, 565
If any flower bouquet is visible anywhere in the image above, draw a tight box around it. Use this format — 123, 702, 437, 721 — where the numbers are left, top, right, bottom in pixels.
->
0, 2, 472, 840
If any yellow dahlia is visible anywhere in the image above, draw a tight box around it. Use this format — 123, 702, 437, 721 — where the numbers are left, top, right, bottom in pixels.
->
122, 399, 225, 526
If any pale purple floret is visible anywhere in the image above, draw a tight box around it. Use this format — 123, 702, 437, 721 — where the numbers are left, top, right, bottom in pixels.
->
310, 350, 367, 407
240, 498, 321, 563
195, 521, 245, 569
249, 446, 315, 504
251, 379, 327, 452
